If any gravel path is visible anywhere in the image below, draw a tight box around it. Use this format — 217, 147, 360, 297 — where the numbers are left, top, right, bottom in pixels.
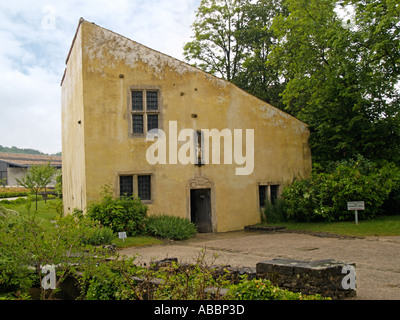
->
119, 231, 400, 300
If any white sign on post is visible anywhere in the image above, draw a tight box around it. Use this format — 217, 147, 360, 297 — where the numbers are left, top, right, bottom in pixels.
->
347, 201, 365, 211
347, 201, 365, 225
118, 232, 127, 242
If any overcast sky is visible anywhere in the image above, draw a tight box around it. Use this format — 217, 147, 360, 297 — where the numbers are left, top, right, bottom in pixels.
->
0, 0, 200, 155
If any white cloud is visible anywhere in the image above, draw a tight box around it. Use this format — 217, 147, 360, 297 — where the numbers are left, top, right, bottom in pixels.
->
0, 0, 200, 154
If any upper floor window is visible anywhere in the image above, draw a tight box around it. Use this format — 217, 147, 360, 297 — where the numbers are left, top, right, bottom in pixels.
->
131, 90, 160, 135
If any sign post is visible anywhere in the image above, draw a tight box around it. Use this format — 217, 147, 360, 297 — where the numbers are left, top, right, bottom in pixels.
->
118, 232, 127, 242
347, 201, 365, 225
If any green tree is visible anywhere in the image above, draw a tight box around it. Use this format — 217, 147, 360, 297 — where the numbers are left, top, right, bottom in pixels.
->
270, 0, 400, 164
183, 0, 250, 81
16, 163, 56, 210
233, 0, 287, 109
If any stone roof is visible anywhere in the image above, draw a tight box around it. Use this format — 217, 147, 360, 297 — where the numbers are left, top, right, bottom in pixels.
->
0, 152, 62, 168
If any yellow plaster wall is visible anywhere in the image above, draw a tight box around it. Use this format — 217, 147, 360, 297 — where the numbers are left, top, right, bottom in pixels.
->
61, 20, 312, 232
61, 24, 87, 213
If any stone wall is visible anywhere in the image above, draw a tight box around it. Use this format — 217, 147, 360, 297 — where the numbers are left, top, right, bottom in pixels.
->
256, 259, 356, 300
151, 257, 357, 300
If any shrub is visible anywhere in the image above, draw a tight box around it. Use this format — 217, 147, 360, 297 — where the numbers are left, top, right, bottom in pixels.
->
225, 278, 327, 300
282, 156, 400, 222
0, 192, 29, 199
0, 208, 113, 299
146, 215, 197, 240
78, 257, 141, 300
263, 199, 286, 223
81, 226, 115, 246
46, 198, 64, 217
87, 185, 148, 237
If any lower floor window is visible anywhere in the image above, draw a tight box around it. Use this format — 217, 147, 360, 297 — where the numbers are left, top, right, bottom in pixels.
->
259, 184, 280, 207
119, 174, 152, 201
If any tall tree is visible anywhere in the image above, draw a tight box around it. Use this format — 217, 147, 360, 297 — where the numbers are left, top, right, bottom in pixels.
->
233, 0, 287, 109
183, 0, 250, 81
270, 0, 400, 164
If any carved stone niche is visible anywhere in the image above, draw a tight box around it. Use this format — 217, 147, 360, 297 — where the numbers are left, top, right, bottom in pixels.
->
189, 173, 214, 189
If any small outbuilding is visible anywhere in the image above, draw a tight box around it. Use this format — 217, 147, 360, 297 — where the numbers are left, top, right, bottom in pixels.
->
0, 152, 62, 187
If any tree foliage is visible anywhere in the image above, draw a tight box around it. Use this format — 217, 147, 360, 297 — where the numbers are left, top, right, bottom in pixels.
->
270, 0, 400, 164
16, 163, 56, 210
185, 0, 400, 165
282, 156, 400, 222
183, 0, 250, 81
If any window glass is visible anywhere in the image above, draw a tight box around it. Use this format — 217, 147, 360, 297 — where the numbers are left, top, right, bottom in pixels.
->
259, 185, 267, 207
147, 114, 159, 132
120, 176, 133, 197
270, 185, 279, 205
132, 115, 144, 134
146, 91, 158, 111
132, 91, 143, 111
138, 175, 151, 200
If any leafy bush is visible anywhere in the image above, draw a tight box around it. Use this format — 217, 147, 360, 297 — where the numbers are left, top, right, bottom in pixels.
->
77, 253, 328, 301
0, 192, 29, 199
263, 199, 286, 223
0, 208, 113, 299
146, 215, 197, 240
282, 156, 400, 222
87, 185, 148, 237
78, 257, 141, 300
225, 278, 327, 300
81, 226, 115, 246
0, 198, 28, 205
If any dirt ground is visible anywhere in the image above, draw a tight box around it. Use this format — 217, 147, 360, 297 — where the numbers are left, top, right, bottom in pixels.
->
119, 230, 400, 300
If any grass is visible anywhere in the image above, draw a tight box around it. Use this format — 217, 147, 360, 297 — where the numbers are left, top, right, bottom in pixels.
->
1, 198, 58, 221
1, 198, 163, 248
112, 236, 163, 248
265, 215, 400, 237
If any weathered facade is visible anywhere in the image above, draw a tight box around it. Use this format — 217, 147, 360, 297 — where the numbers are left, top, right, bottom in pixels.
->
61, 19, 312, 232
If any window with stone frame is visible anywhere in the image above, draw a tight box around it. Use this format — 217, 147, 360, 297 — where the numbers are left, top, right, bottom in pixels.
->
119, 174, 153, 202
131, 90, 160, 135
259, 184, 280, 207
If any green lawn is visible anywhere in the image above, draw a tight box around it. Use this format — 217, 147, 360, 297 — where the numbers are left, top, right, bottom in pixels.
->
266, 215, 400, 237
112, 236, 163, 248
1, 198, 58, 221
4, 198, 400, 241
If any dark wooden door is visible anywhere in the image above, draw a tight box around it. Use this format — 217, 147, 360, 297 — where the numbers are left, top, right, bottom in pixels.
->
190, 189, 212, 233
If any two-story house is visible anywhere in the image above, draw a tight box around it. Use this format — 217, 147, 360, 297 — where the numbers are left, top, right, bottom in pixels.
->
61, 19, 312, 233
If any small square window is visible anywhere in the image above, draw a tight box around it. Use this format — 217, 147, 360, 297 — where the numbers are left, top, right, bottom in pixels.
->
259, 185, 280, 207
138, 175, 151, 201
132, 115, 144, 134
